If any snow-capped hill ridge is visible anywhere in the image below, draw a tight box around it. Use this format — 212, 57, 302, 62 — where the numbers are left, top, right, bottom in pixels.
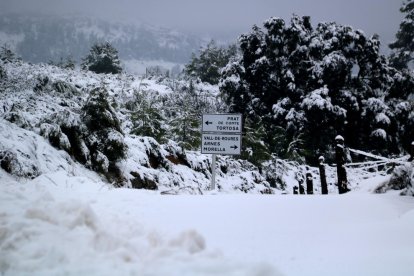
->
0, 14, 204, 65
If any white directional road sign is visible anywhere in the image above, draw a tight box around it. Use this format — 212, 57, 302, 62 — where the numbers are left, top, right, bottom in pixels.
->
201, 133, 241, 155
202, 114, 242, 134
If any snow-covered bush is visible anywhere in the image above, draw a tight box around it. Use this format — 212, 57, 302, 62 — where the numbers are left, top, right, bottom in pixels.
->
52, 80, 80, 96
375, 163, 414, 196
39, 123, 71, 152
0, 64, 6, 81
2, 110, 31, 129
0, 150, 40, 179
33, 75, 52, 92
81, 42, 122, 74
82, 86, 127, 180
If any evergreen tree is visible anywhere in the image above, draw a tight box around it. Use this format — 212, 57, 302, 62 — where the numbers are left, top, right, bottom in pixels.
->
241, 116, 271, 166
166, 84, 201, 150
185, 40, 237, 84
220, 15, 404, 164
82, 86, 126, 174
0, 44, 18, 63
81, 42, 122, 74
389, 0, 414, 69
129, 91, 166, 143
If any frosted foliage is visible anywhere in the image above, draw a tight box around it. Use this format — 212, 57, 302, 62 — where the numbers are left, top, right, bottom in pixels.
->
363, 98, 388, 114
107, 130, 124, 144
272, 98, 291, 118
285, 108, 304, 122
322, 52, 347, 68
301, 87, 330, 110
371, 129, 387, 140
375, 113, 391, 125
94, 150, 109, 173
395, 101, 410, 114
54, 110, 82, 128
301, 87, 346, 117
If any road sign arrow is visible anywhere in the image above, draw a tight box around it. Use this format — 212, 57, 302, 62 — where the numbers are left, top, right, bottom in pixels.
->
230, 145, 238, 150
205, 121, 213, 125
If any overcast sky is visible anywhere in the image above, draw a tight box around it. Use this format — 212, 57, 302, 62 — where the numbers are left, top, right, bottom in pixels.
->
1, 0, 404, 49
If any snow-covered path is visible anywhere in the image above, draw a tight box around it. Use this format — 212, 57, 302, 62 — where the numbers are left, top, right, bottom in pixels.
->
1, 171, 414, 275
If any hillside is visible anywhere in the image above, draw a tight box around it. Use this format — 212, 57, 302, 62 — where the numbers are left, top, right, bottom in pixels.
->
0, 14, 204, 73
0, 59, 286, 194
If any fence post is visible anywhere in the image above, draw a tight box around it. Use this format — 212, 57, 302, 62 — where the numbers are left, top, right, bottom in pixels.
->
299, 179, 305, 194
306, 171, 313, 194
319, 156, 328, 194
335, 135, 349, 194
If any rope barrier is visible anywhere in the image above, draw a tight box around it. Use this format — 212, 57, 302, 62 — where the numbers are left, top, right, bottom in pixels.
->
347, 148, 410, 166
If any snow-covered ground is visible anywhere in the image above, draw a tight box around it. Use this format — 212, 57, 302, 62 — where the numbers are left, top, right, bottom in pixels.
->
1, 57, 413, 276
1, 170, 413, 276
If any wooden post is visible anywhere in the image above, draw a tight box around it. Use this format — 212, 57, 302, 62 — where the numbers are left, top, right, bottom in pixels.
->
319, 156, 328, 194
299, 182, 305, 195
335, 135, 349, 194
293, 186, 298, 194
306, 171, 313, 194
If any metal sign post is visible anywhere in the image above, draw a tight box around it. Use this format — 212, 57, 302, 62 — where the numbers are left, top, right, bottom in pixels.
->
201, 114, 243, 191
211, 154, 216, 190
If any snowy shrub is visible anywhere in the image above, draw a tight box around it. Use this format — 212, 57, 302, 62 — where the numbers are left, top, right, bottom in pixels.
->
0, 150, 40, 179
82, 86, 127, 183
52, 80, 79, 96
130, 171, 158, 190
0, 44, 18, 63
102, 129, 128, 162
92, 150, 109, 173
81, 42, 122, 74
39, 123, 71, 151
2, 111, 31, 129
376, 163, 414, 196
33, 75, 52, 92
262, 157, 303, 190
0, 64, 6, 81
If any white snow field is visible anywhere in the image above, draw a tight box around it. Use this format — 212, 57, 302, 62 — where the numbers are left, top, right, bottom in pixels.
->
1, 170, 414, 276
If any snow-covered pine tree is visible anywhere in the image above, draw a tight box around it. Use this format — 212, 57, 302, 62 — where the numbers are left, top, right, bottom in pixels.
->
82, 86, 127, 179
166, 84, 201, 150
0, 44, 18, 63
220, 15, 405, 164
129, 90, 166, 143
81, 42, 122, 74
185, 40, 237, 84
389, 0, 414, 69
241, 116, 271, 166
